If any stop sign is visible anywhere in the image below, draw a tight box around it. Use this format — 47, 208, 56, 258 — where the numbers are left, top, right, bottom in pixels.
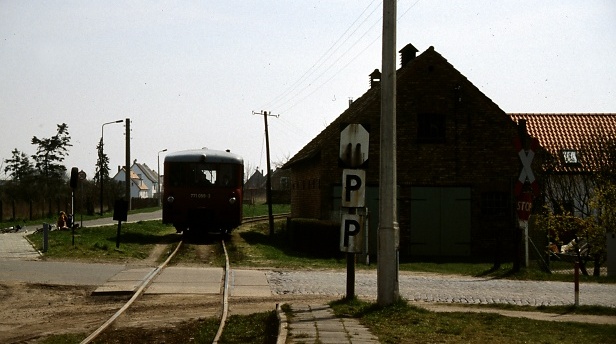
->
516, 192, 533, 221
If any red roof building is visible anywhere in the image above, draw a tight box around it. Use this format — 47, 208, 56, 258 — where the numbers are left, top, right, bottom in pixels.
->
509, 114, 616, 173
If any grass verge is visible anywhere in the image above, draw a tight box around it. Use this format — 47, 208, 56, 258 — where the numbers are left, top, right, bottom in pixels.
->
40, 311, 279, 344
330, 298, 616, 344
28, 221, 179, 261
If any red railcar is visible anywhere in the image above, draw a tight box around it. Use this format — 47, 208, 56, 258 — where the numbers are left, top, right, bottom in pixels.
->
162, 148, 243, 235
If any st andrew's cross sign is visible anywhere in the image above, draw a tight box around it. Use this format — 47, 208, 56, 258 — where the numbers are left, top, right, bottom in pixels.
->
514, 137, 540, 197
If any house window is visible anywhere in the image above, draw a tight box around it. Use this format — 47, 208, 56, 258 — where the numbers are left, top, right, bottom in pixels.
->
417, 113, 446, 143
561, 149, 580, 165
481, 192, 509, 217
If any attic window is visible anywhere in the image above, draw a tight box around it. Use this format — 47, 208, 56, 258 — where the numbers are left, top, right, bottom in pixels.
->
562, 149, 580, 165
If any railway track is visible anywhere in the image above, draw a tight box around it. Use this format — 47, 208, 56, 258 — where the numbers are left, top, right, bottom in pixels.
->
79, 215, 286, 344
79, 238, 229, 344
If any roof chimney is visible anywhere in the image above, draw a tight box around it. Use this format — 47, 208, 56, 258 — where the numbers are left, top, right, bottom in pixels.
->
517, 119, 528, 140
399, 43, 419, 67
370, 69, 381, 88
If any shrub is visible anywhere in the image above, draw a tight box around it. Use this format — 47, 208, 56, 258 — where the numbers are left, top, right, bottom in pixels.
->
286, 218, 340, 257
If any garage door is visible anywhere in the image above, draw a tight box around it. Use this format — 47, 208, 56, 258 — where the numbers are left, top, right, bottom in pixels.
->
410, 187, 471, 256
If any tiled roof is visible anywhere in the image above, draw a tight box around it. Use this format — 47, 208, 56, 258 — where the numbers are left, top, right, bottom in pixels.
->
133, 162, 158, 183
509, 113, 616, 172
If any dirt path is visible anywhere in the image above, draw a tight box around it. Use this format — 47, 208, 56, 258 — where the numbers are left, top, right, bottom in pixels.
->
0, 281, 334, 343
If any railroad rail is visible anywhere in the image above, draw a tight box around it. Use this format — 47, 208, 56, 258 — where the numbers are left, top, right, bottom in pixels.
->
78, 215, 286, 343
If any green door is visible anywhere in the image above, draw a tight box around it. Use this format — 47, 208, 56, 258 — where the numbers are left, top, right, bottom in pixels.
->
410, 187, 471, 256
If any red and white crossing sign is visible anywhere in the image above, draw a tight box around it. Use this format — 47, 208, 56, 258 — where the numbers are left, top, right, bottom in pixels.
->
514, 137, 540, 197
339, 123, 369, 168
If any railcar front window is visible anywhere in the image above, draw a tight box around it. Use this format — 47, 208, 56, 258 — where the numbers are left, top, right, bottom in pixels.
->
168, 162, 239, 188
195, 166, 217, 186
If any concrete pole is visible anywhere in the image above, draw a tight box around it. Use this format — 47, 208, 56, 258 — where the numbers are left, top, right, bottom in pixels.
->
377, 0, 399, 306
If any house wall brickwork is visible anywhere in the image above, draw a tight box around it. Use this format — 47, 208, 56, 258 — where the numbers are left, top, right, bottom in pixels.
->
290, 156, 323, 219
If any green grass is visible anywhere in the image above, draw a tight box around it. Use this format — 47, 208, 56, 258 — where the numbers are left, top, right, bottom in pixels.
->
28, 220, 179, 261
330, 298, 616, 344
218, 311, 279, 343
227, 220, 347, 269
459, 303, 616, 317
40, 311, 279, 344
24, 204, 289, 264
242, 203, 290, 218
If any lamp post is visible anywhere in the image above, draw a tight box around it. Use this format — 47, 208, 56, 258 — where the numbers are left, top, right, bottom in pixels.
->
157, 149, 167, 207
99, 119, 124, 215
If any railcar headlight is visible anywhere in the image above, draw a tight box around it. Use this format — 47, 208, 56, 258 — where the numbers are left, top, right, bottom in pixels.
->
228, 197, 236, 205
167, 196, 175, 203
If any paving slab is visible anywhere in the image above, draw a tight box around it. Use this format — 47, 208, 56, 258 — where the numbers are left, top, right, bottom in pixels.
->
229, 269, 272, 297
0, 232, 41, 261
92, 267, 155, 295
286, 304, 379, 344
145, 267, 222, 295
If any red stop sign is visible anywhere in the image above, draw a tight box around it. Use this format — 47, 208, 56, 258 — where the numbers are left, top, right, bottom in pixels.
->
516, 192, 533, 221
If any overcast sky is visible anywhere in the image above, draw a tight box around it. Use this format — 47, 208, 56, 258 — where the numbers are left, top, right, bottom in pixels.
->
1, 1, 614, 180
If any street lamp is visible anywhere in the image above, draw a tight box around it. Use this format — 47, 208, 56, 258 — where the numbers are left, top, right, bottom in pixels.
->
157, 149, 167, 207
99, 119, 124, 215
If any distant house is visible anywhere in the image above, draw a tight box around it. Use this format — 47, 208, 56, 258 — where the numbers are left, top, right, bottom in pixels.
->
244, 168, 291, 205
245, 169, 266, 189
112, 160, 160, 199
509, 114, 616, 216
131, 161, 160, 199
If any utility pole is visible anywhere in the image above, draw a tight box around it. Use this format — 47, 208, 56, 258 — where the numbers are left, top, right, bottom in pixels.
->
125, 118, 131, 211
378, 0, 399, 306
253, 110, 278, 236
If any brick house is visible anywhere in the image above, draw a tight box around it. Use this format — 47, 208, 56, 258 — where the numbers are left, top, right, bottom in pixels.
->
283, 44, 533, 259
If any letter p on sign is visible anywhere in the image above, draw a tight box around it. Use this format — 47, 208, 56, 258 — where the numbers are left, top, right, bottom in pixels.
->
342, 169, 365, 207
340, 213, 364, 253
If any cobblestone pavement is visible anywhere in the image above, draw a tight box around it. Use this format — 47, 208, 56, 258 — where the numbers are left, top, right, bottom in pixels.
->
267, 270, 616, 307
